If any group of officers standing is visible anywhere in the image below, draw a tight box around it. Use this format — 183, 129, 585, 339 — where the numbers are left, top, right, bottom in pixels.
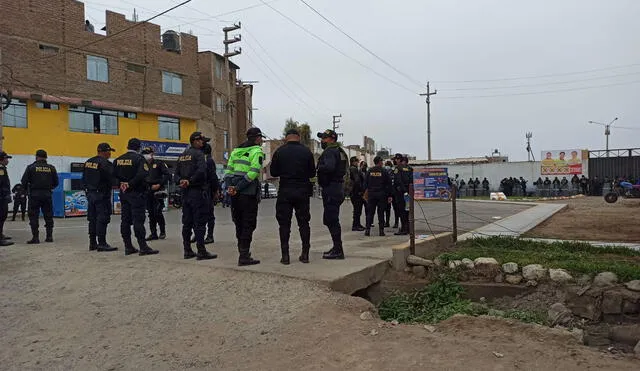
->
0, 126, 413, 267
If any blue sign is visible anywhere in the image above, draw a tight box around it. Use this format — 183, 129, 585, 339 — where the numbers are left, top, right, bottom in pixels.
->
413, 167, 450, 200
140, 140, 188, 160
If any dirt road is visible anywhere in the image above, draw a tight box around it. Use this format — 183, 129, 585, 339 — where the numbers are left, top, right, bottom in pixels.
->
525, 197, 640, 242
1, 244, 637, 370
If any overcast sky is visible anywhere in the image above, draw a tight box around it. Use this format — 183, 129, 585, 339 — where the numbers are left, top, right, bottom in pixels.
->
84, 0, 640, 161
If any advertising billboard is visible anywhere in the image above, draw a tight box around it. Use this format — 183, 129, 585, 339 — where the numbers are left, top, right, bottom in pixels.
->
413, 167, 450, 200
540, 149, 585, 175
140, 140, 189, 161
64, 190, 88, 217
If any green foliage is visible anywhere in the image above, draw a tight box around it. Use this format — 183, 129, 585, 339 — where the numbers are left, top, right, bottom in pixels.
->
442, 236, 640, 281
378, 275, 546, 325
283, 118, 312, 147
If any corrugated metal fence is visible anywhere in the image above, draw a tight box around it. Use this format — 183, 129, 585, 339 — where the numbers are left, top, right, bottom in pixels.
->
588, 148, 640, 179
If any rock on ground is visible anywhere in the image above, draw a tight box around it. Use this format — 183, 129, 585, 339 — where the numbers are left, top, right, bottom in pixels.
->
407, 255, 434, 267
505, 274, 523, 285
473, 257, 500, 277
548, 302, 573, 326
412, 265, 427, 278
494, 273, 504, 283
360, 311, 374, 321
526, 280, 538, 287
625, 280, 640, 292
522, 264, 547, 281
461, 258, 474, 269
593, 272, 618, 287
549, 269, 573, 284
502, 262, 519, 274
449, 260, 463, 269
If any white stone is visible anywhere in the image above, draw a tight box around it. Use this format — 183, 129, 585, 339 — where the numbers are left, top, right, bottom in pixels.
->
448, 260, 463, 269
461, 258, 475, 269
505, 274, 523, 285
390, 320, 399, 326
407, 255, 435, 267
593, 272, 618, 287
360, 311, 374, 321
624, 280, 640, 292
502, 262, 519, 274
424, 325, 436, 333
369, 329, 379, 336
473, 257, 500, 277
522, 264, 548, 281
549, 269, 573, 283
412, 266, 427, 277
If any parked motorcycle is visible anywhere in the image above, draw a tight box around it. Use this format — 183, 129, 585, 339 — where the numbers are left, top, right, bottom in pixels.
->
604, 180, 640, 203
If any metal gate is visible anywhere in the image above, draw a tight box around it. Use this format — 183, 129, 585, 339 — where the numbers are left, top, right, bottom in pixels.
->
588, 148, 640, 179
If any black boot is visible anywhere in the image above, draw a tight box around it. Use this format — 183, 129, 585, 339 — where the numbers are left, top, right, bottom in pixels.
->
45, 228, 53, 243
138, 242, 159, 256
1, 234, 11, 240
0, 239, 13, 246
323, 230, 344, 260
11, 215, 15, 221
364, 228, 371, 237
27, 230, 40, 244
379, 227, 386, 237
238, 240, 260, 266
196, 245, 217, 260
145, 232, 159, 241
299, 245, 310, 264
204, 233, 214, 244
322, 248, 344, 260
124, 240, 139, 256
158, 225, 166, 240
352, 224, 365, 232
184, 245, 196, 259
89, 235, 98, 251
280, 245, 290, 265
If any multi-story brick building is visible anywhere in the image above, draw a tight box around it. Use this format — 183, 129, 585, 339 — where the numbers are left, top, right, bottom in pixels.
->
0, 0, 252, 184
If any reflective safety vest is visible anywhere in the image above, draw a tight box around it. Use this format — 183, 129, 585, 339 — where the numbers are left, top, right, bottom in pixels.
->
225, 145, 264, 182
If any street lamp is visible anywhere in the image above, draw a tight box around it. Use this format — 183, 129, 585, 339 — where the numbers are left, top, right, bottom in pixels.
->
588, 117, 618, 157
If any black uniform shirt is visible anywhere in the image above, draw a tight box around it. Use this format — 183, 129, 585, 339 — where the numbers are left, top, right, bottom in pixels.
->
21, 160, 59, 193
270, 141, 316, 189
83, 155, 114, 194
175, 146, 206, 188
317, 145, 347, 186
205, 155, 220, 193
146, 159, 171, 189
393, 166, 412, 194
0, 164, 10, 202
365, 165, 392, 197
113, 151, 148, 192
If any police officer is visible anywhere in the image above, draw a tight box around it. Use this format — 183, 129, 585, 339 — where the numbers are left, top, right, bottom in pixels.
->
316, 129, 348, 260
113, 138, 158, 256
22, 149, 58, 244
383, 160, 394, 227
82, 143, 118, 252
224, 127, 265, 266
141, 147, 171, 241
270, 128, 316, 265
175, 132, 217, 260
393, 155, 412, 236
364, 156, 393, 237
348, 156, 365, 231
11, 183, 27, 221
203, 142, 219, 244
0, 151, 14, 246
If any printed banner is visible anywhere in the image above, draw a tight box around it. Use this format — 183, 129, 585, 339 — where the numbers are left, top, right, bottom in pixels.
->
140, 140, 188, 160
540, 149, 584, 175
64, 190, 88, 217
112, 190, 121, 215
413, 167, 450, 200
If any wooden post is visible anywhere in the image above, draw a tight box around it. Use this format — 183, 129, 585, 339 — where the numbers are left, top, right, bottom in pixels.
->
409, 183, 415, 254
452, 184, 458, 242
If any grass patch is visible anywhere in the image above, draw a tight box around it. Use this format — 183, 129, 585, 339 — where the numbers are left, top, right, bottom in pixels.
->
378, 275, 546, 325
441, 236, 640, 281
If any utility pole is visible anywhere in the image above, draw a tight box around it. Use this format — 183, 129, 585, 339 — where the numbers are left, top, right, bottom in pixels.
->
223, 22, 241, 149
419, 81, 437, 161
588, 117, 618, 157
526, 132, 533, 162
332, 114, 343, 137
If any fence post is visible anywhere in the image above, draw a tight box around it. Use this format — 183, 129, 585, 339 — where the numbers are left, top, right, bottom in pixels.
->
452, 184, 458, 243
409, 183, 415, 255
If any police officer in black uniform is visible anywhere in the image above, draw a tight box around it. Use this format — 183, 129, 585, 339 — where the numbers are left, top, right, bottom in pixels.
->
175, 132, 217, 260
11, 183, 27, 221
348, 156, 365, 231
113, 138, 158, 256
364, 156, 393, 237
0, 151, 14, 246
393, 155, 412, 236
270, 128, 316, 265
82, 143, 118, 252
316, 129, 348, 260
141, 147, 171, 241
22, 149, 58, 244
203, 142, 219, 244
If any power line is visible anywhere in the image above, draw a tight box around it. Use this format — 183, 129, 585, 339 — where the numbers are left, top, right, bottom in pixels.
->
258, 0, 418, 95
0, 0, 193, 68
297, 0, 424, 90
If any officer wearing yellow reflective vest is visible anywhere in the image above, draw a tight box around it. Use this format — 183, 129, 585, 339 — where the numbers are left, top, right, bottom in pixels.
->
224, 127, 265, 266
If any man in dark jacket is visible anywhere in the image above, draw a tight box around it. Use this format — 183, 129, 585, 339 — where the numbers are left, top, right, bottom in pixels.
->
316, 129, 348, 260
0, 151, 14, 246
22, 149, 59, 244
82, 143, 117, 252
11, 183, 27, 221
270, 128, 316, 264
203, 142, 219, 244
363, 156, 392, 237
141, 147, 171, 241
113, 139, 158, 256
393, 156, 412, 235
348, 156, 365, 231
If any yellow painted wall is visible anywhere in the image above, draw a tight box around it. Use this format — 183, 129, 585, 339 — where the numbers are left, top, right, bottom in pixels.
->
3, 101, 195, 157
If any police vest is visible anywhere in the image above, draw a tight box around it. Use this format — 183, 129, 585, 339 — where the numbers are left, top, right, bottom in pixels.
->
225, 145, 263, 181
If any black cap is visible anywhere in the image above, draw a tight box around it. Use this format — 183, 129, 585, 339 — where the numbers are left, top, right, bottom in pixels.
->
247, 127, 265, 138
127, 138, 141, 151
189, 132, 211, 143
317, 129, 338, 140
36, 149, 48, 158
97, 143, 115, 152
285, 128, 300, 136
0, 151, 12, 159
393, 153, 403, 160
350, 156, 359, 163
141, 147, 154, 155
